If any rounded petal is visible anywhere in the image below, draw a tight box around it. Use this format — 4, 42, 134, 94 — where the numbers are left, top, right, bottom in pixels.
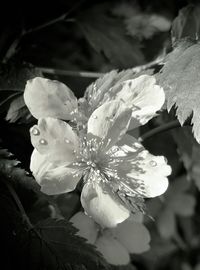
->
113, 219, 150, 254
128, 149, 171, 198
113, 75, 165, 127
30, 117, 78, 163
96, 234, 130, 265
24, 77, 77, 120
81, 182, 130, 228
87, 101, 132, 149
70, 212, 98, 244
30, 149, 81, 195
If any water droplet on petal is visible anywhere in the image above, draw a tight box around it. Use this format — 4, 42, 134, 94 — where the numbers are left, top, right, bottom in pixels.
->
31, 127, 40, 136
39, 139, 47, 145
65, 139, 70, 144
149, 160, 157, 167
93, 115, 97, 119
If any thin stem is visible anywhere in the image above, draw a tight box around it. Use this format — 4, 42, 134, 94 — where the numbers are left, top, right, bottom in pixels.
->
37, 67, 104, 78
37, 51, 166, 78
139, 120, 181, 142
3, 0, 86, 62
5, 180, 33, 229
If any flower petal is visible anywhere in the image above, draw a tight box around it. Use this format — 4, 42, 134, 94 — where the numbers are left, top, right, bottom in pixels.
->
30, 149, 81, 195
87, 101, 132, 149
113, 218, 150, 254
30, 117, 78, 163
128, 149, 171, 198
24, 77, 77, 120
70, 212, 98, 244
96, 234, 130, 265
81, 182, 130, 228
111, 75, 165, 128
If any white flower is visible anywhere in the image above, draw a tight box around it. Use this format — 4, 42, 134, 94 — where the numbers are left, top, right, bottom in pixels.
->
24, 74, 171, 228
24, 74, 166, 129
70, 211, 150, 265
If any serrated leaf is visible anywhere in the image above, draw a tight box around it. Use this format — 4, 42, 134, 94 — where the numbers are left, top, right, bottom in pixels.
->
172, 4, 200, 42
78, 13, 144, 68
0, 185, 106, 270
157, 39, 200, 143
0, 148, 39, 192
34, 218, 109, 269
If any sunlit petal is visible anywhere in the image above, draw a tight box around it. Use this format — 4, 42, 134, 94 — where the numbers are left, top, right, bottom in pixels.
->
109, 75, 165, 128
128, 150, 171, 198
87, 101, 132, 149
30, 149, 81, 195
24, 77, 77, 120
30, 117, 78, 163
81, 182, 130, 228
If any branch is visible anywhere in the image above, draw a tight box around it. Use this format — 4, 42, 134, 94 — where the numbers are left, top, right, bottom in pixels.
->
139, 120, 182, 142
37, 67, 104, 78
3, 0, 86, 62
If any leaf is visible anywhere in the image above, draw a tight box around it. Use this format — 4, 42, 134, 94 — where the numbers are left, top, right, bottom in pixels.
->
0, 147, 39, 192
165, 176, 196, 217
173, 127, 200, 190
172, 4, 200, 42
168, 194, 196, 217
0, 183, 107, 270
157, 39, 200, 143
78, 12, 144, 68
6, 95, 31, 123
157, 208, 176, 239
0, 61, 42, 122
34, 219, 109, 269
0, 61, 42, 90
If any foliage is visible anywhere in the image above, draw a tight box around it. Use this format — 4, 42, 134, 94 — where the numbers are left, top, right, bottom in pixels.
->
157, 39, 200, 143
1, 1, 200, 270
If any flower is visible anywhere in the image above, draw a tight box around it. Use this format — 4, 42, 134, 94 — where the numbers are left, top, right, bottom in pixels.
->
70, 211, 150, 265
24, 74, 171, 228
24, 74, 166, 129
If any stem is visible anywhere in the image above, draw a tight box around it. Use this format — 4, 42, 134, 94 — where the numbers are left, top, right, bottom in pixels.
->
3, 0, 86, 62
5, 180, 33, 229
37, 67, 104, 78
139, 120, 181, 142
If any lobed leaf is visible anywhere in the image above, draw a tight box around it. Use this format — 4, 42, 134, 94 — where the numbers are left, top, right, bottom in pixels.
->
157, 39, 200, 143
78, 13, 144, 68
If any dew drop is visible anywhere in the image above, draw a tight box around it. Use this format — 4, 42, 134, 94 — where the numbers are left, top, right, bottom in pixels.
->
39, 139, 47, 145
93, 115, 98, 119
31, 127, 40, 136
149, 160, 157, 167
65, 139, 70, 144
